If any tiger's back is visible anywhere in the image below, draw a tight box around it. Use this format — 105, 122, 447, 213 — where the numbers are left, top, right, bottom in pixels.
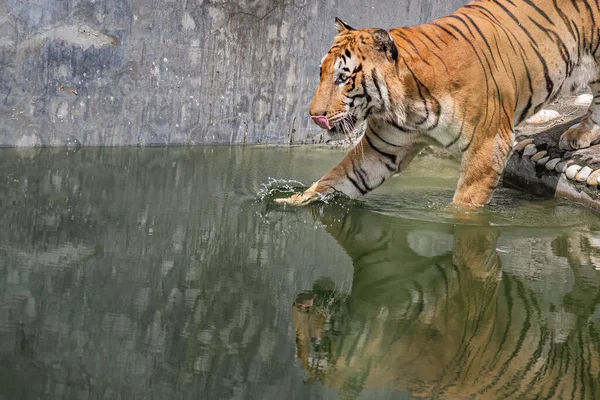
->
404, 0, 600, 146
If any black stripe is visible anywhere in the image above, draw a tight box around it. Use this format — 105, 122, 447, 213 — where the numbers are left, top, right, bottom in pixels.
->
459, 278, 503, 382
388, 119, 415, 133
464, 4, 520, 99
593, 34, 600, 56
514, 60, 534, 124
371, 69, 384, 105
551, 0, 577, 46
522, 0, 556, 26
578, 330, 587, 400
347, 73, 371, 102
401, 60, 441, 129
348, 76, 356, 92
394, 30, 431, 65
346, 172, 367, 195
489, 24, 519, 97
581, 0, 596, 40
494, 279, 534, 383
418, 29, 443, 50
478, 278, 514, 395
464, 5, 518, 53
352, 163, 372, 193
414, 34, 451, 69
445, 113, 465, 149
491, 0, 536, 45
592, 0, 600, 52
431, 22, 459, 40
364, 134, 398, 171
503, 298, 547, 398
361, 73, 371, 103
460, 113, 481, 152
443, 22, 498, 127
455, 13, 501, 70
522, 326, 550, 394
573, 22, 583, 61
570, 0, 580, 12
492, 0, 555, 102
466, 4, 539, 124
528, 17, 570, 68
543, 346, 562, 398
369, 126, 400, 148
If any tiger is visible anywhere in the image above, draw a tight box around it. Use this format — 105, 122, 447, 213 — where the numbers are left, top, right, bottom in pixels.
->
293, 203, 600, 398
277, 0, 600, 206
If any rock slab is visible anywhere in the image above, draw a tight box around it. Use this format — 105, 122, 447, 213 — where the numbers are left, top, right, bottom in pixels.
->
505, 117, 600, 210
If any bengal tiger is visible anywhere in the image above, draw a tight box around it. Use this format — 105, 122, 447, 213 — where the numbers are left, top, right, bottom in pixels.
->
277, 0, 600, 206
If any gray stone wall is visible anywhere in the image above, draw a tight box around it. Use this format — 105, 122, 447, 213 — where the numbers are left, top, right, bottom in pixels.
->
0, 0, 467, 146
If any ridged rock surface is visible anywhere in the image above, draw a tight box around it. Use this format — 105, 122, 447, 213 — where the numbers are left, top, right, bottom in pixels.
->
505, 117, 600, 210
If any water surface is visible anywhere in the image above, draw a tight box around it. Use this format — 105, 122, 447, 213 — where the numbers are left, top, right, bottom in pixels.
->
0, 146, 599, 399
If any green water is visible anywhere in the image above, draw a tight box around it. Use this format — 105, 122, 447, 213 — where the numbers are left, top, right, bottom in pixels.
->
0, 146, 599, 399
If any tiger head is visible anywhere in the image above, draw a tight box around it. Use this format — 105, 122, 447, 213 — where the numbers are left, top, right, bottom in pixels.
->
309, 18, 400, 135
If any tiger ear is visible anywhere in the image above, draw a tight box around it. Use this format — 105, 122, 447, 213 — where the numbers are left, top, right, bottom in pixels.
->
373, 29, 398, 63
335, 17, 355, 33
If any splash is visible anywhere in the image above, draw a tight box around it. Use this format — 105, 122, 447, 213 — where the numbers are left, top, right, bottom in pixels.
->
257, 178, 308, 202
257, 178, 340, 204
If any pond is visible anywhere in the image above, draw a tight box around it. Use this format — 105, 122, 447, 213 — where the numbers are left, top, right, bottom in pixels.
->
0, 146, 599, 399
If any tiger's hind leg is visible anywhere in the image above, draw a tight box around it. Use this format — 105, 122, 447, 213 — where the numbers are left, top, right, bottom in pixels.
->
559, 77, 600, 150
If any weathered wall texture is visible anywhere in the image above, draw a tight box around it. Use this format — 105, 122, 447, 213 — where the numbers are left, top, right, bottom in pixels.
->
0, 0, 467, 146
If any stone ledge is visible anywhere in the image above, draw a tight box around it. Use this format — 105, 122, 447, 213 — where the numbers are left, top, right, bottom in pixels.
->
504, 117, 600, 210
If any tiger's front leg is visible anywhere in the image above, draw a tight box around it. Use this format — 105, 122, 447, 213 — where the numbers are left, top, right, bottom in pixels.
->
276, 126, 425, 205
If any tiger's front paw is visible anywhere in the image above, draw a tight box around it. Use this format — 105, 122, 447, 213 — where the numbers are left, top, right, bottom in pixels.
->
275, 183, 320, 206
559, 122, 600, 151
275, 192, 318, 206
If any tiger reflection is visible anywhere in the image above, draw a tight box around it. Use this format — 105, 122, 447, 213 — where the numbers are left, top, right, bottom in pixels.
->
293, 204, 600, 399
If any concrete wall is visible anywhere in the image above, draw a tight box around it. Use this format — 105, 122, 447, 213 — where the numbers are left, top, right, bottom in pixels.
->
0, 0, 468, 146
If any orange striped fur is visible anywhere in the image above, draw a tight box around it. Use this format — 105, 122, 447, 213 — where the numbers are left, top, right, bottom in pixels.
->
278, 0, 600, 206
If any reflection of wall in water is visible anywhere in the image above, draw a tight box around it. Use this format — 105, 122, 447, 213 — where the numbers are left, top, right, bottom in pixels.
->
0, 0, 468, 146
0, 148, 353, 399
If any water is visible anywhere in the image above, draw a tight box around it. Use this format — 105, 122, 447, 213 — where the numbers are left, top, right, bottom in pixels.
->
0, 146, 599, 399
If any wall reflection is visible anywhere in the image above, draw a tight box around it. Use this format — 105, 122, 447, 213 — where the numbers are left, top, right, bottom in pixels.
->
294, 203, 600, 399
0, 147, 351, 400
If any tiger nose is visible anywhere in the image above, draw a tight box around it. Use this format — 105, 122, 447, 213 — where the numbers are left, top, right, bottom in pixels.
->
311, 115, 333, 130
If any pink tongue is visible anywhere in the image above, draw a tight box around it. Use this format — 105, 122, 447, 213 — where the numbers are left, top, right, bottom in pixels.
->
311, 116, 333, 130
